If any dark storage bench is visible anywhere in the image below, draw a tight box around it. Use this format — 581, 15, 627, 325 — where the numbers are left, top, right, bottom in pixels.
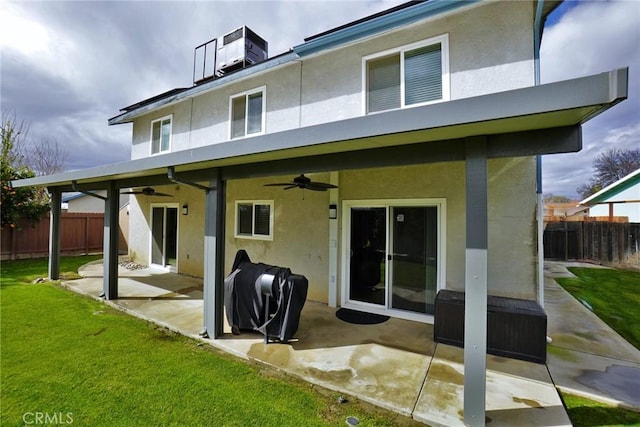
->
434, 290, 547, 364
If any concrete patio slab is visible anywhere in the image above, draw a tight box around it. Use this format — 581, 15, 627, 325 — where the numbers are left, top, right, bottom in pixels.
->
60, 259, 640, 424
414, 344, 569, 426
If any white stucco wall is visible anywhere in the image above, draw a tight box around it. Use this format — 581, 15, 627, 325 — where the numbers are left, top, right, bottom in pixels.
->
127, 183, 205, 276
130, 1, 534, 155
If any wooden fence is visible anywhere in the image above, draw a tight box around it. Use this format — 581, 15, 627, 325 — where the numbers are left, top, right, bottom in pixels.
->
1, 213, 106, 260
544, 221, 640, 264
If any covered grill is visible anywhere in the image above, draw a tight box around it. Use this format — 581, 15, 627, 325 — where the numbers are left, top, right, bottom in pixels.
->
223, 250, 308, 343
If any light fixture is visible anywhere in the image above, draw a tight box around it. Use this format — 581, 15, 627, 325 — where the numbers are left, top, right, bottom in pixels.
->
182, 204, 189, 216
329, 204, 337, 219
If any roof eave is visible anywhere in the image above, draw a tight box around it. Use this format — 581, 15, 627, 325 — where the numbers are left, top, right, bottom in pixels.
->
293, 0, 480, 58
579, 168, 640, 205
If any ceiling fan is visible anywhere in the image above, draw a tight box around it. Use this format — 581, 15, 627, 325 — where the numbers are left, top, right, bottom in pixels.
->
264, 174, 338, 191
121, 187, 172, 197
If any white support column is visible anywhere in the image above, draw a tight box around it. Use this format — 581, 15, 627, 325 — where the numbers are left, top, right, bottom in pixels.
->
464, 137, 488, 426
203, 172, 225, 338
328, 171, 339, 308
103, 181, 119, 299
48, 188, 62, 280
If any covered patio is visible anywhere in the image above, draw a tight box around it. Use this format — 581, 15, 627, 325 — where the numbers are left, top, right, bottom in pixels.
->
65, 259, 570, 426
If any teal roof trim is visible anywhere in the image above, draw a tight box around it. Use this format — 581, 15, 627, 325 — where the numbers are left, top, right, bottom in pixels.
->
580, 169, 640, 205
293, 0, 481, 57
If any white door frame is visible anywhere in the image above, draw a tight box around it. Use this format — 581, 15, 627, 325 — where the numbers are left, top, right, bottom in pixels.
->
149, 203, 179, 272
340, 198, 446, 323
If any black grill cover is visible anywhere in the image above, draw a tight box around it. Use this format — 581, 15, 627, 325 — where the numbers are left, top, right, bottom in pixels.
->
224, 250, 308, 342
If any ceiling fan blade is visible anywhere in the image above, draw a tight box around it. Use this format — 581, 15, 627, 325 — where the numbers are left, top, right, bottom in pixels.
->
264, 175, 338, 191
306, 182, 338, 191
264, 183, 295, 187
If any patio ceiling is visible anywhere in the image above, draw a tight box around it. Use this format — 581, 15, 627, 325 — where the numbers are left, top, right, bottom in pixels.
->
12, 68, 627, 192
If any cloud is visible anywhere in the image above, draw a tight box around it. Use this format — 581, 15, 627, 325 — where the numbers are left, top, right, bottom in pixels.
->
540, 0, 640, 199
1, 0, 407, 173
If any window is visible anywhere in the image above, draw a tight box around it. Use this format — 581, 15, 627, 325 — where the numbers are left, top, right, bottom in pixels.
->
230, 87, 265, 139
235, 201, 273, 240
151, 116, 172, 154
364, 35, 449, 114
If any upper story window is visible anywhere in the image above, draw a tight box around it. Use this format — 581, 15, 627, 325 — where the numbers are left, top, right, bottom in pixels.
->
235, 200, 273, 240
151, 115, 172, 154
364, 34, 449, 114
230, 87, 265, 139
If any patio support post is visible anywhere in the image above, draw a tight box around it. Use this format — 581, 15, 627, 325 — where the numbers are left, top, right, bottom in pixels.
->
103, 180, 119, 299
463, 136, 488, 426
203, 171, 225, 338
48, 188, 62, 280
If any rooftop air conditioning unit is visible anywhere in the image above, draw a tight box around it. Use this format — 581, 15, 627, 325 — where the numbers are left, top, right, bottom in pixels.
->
215, 26, 268, 76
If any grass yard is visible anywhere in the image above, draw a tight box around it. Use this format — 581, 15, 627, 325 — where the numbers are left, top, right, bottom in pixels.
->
556, 266, 640, 427
556, 267, 640, 350
0, 256, 419, 426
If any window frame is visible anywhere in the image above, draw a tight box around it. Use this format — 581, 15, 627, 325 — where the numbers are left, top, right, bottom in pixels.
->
150, 115, 173, 155
234, 200, 274, 241
362, 34, 450, 115
228, 86, 266, 139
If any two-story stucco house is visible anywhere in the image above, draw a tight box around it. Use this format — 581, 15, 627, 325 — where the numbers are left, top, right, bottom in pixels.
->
13, 1, 628, 424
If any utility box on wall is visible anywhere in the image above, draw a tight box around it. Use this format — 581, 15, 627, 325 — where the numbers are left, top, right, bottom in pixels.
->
434, 290, 547, 364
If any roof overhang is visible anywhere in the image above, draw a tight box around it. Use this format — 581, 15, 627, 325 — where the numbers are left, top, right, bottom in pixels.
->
579, 168, 640, 206
13, 68, 628, 192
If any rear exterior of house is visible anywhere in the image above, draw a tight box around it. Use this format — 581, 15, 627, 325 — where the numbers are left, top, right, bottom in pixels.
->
12, 1, 629, 423
119, 0, 543, 323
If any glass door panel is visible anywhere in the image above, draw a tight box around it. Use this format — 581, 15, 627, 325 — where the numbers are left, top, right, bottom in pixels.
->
165, 207, 178, 267
151, 207, 164, 265
349, 207, 386, 306
390, 206, 438, 315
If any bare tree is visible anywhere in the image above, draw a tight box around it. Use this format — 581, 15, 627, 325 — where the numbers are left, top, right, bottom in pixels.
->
24, 136, 69, 176
577, 147, 640, 199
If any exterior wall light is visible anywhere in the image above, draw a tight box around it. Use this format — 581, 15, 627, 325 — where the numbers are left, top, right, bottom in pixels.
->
182, 204, 189, 216
329, 204, 337, 219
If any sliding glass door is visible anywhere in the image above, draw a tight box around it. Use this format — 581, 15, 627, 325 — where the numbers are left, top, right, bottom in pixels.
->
344, 200, 444, 321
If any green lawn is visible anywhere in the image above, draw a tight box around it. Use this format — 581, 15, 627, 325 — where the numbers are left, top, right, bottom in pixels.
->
556, 267, 640, 350
556, 266, 640, 427
0, 256, 418, 426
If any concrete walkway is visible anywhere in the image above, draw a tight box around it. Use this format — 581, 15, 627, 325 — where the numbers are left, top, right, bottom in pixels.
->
62, 260, 639, 425
544, 261, 640, 410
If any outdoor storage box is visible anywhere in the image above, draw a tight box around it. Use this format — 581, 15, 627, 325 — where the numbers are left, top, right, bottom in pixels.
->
434, 290, 547, 363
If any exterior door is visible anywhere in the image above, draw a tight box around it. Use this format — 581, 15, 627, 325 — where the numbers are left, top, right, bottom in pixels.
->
344, 200, 443, 322
151, 205, 178, 270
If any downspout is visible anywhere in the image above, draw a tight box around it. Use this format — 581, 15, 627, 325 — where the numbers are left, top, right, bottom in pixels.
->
534, 0, 545, 307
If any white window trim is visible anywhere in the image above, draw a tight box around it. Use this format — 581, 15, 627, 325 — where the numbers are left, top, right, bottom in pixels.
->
234, 200, 274, 241
228, 86, 267, 140
340, 198, 447, 324
149, 115, 173, 155
361, 34, 450, 115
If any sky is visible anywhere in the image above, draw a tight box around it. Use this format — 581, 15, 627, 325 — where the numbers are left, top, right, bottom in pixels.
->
1, 0, 638, 200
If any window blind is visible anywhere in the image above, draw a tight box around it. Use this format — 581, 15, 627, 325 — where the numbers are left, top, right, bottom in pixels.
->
254, 204, 271, 236
404, 43, 442, 105
367, 54, 401, 113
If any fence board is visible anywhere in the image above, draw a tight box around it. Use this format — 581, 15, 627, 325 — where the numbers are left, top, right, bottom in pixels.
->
544, 221, 640, 265
1, 213, 112, 260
